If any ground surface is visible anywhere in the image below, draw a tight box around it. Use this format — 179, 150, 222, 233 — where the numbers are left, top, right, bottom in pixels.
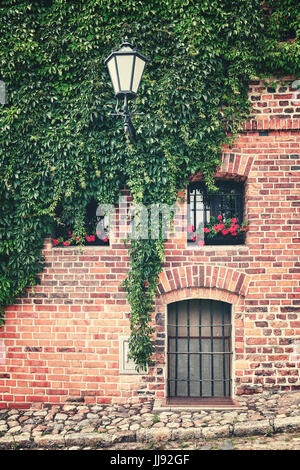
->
0, 390, 299, 450
104, 432, 300, 451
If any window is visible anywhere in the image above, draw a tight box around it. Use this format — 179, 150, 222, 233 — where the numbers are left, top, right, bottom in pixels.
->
52, 198, 109, 247
167, 299, 232, 404
187, 180, 246, 245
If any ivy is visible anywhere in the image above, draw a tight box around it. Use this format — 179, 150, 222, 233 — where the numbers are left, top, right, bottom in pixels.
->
123, 238, 165, 371
0, 1, 299, 370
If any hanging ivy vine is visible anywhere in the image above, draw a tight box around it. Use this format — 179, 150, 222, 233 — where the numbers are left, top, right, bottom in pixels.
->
0, 0, 299, 370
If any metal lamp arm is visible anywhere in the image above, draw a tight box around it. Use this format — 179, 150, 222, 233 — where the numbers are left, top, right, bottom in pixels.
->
108, 95, 143, 143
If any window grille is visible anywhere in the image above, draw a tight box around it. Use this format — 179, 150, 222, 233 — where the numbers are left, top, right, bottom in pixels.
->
187, 180, 245, 245
168, 299, 232, 398
52, 198, 109, 246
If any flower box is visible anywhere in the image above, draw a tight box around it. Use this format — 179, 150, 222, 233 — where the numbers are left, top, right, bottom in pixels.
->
204, 232, 245, 245
187, 214, 248, 247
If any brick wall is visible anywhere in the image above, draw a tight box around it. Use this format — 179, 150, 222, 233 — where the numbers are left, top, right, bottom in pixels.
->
0, 77, 299, 408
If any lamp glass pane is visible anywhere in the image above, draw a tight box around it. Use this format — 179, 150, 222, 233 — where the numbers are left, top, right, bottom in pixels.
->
116, 54, 134, 92
107, 57, 119, 95
132, 56, 146, 94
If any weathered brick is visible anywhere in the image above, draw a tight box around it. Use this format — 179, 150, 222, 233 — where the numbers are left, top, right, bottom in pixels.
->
0, 78, 299, 406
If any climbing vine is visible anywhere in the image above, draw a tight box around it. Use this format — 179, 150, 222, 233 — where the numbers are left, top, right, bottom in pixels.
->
0, 0, 299, 370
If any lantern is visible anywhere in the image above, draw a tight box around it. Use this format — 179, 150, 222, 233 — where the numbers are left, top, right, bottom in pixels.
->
105, 37, 148, 143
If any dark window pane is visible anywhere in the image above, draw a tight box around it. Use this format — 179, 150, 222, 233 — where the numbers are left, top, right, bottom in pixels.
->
187, 181, 245, 245
52, 198, 109, 246
168, 299, 232, 398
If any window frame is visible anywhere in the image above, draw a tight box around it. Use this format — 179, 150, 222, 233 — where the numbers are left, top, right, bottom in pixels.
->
167, 299, 233, 402
187, 180, 246, 246
51, 198, 110, 247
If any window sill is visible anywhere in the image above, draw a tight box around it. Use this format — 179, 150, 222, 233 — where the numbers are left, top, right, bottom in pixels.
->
51, 244, 111, 250
187, 244, 249, 251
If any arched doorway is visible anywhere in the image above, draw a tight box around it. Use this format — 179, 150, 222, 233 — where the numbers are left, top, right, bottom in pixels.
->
167, 299, 232, 402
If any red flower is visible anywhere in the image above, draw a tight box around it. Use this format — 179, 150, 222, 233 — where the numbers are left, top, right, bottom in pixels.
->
214, 224, 225, 233
187, 225, 194, 233
217, 214, 223, 220
52, 239, 59, 245
63, 241, 70, 246
198, 240, 205, 246
231, 218, 237, 224
231, 232, 237, 236
203, 227, 210, 233
103, 236, 108, 242
221, 229, 228, 236
190, 233, 197, 241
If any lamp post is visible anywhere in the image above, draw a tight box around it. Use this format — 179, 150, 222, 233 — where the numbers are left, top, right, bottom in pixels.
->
105, 37, 148, 143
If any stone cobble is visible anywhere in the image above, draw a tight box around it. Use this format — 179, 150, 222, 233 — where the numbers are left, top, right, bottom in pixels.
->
103, 432, 300, 451
0, 390, 299, 450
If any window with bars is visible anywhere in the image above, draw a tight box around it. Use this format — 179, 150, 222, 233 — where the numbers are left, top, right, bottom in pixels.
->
52, 198, 109, 246
187, 180, 245, 245
167, 299, 232, 401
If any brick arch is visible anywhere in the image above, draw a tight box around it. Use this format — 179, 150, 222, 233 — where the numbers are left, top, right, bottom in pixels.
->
157, 265, 251, 305
160, 287, 241, 308
189, 153, 254, 182
216, 153, 254, 180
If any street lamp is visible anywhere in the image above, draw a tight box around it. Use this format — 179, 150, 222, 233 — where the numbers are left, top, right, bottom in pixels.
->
105, 37, 148, 143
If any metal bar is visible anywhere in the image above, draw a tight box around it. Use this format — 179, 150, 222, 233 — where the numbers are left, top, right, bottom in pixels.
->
167, 337, 170, 398
193, 190, 196, 231
187, 187, 191, 227
167, 378, 232, 383
203, 193, 206, 227
175, 302, 178, 397
187, 188, 193, 244
187, 300, 190, 397
167, 351, 232, 355
168, 323, 231, 327
210, 300, 214, 397
204, 186, 209, 225
199, 299, 202, 397
228, 323, 232, 397
222, 303, 226, 397
197, 190, 203, 229
169, 336, 230, 341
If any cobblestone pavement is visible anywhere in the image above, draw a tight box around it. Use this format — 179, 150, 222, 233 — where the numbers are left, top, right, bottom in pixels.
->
0, 390, 299, 450
105, 432, 300, 451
